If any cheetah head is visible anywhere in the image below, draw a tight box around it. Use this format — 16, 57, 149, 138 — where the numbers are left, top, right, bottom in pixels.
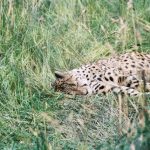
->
53, 71, 90, 95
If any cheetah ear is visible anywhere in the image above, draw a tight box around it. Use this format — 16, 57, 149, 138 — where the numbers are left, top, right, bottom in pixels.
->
54, 71, 66, 79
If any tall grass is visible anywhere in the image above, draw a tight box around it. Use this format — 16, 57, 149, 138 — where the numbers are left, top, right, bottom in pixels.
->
0, 0, 150, 149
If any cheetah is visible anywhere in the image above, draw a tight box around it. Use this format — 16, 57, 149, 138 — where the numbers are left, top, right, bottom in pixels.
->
53, 51, 150, 96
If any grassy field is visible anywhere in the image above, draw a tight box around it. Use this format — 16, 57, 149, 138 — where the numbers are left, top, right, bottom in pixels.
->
0, 0, 150, 149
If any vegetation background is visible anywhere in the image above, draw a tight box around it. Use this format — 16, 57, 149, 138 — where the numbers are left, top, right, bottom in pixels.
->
0, 0, 150, 149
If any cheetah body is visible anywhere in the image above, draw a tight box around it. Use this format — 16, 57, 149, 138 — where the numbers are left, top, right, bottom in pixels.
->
54, 52, 150, 96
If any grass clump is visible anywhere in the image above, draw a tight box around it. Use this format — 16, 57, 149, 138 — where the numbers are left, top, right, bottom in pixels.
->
0, 0, 150, 149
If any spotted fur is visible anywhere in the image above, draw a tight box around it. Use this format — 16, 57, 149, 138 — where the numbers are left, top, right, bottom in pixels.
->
53, 51, 150, 96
